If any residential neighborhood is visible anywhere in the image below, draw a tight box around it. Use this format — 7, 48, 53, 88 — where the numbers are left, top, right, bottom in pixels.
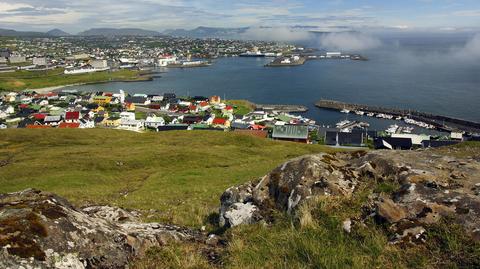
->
1, 89, 477, 150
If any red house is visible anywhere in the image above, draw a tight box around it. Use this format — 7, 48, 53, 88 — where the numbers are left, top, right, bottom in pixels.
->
65, 111, 80, 123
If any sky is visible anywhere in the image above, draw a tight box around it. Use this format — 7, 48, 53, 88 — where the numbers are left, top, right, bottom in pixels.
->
0, 0, 479, 33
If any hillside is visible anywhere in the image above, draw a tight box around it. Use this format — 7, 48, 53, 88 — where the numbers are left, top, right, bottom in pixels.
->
0, 69, 150, 92
78, 28, 164, 37
0, 129, 335, 227
1, 129, 479, 268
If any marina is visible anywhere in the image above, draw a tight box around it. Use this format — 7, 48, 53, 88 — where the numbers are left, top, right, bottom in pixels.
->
315, 99, 480, 134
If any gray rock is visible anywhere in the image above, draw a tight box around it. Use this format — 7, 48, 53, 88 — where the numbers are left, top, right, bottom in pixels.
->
0, 189, 202, 269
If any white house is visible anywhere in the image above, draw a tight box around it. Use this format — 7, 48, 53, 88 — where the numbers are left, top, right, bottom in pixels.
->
79, 118, 95, 129
120, 112, 136, 121
118, 119, 145, 132
145, 115, 165, 129
0, 105, 14, 114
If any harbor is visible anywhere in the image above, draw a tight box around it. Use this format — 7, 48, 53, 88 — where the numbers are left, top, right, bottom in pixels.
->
315, 99, 480, 134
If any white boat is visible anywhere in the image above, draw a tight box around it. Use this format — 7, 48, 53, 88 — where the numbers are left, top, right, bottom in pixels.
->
336, 120, 351, 128
386, 124, 399, 134
355, 110, 365, 115
367, 112, 375, 117
340, 109, 350, 113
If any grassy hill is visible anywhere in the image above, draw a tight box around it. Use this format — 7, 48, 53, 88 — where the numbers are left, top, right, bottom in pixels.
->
2, 129, 477, 268
0, 129, 336, 227
0, 69, 150, 92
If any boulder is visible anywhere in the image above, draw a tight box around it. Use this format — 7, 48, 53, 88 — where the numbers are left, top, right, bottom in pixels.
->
0, 189, 202, 269
219, 150, 480, 242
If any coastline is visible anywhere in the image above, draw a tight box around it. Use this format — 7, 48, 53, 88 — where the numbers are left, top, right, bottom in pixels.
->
27, 77, 153, 94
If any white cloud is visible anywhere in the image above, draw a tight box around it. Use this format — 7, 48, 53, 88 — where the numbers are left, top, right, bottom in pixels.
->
319, 32, 382, 51
241, 27, 311, 42
0, 2, 33, 12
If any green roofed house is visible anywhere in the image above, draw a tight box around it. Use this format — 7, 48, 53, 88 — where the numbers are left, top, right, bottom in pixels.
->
272, 125, 309, 143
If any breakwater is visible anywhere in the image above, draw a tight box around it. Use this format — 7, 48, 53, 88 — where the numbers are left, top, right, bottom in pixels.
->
315, 99, 480, 134
255, 104, 308, 113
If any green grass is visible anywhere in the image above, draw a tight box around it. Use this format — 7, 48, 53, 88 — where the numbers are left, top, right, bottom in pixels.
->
0, 69, 150, 91
225, 100, 255, 116
0, 129, 336, 227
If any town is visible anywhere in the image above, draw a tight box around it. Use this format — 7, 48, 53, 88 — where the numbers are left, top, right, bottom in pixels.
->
1, 89, 477, 151
0, 36, 294, 74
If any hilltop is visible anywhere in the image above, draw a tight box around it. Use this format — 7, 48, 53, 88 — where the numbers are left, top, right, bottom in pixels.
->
1, 129, 479, 268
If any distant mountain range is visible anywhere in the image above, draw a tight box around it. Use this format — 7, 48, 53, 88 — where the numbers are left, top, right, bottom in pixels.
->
0, 27, 165, 37
77, 28, 165, 37
0, 28, 50, 37
0, 26, 337, 39
46, 29, 71, 37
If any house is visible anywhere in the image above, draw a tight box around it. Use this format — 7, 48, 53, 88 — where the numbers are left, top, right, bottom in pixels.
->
325, 132, 364, 147
222, 105, 234, 114
212, 118, 230, 128
120, 112, 136, 121
198, 101, 210, 111
65, 111, 80, 123
391, 134, 430, 146
0, 105, 14, 114
451, 132, 464, 141
44, 115, 62, 126
124, 102, 135, 111
79, 118, 95, 129
104, 117, 121, 127
93, 96, 112, 106
118, 119, 145, 132
210, 95, 221, 104
125, 96, 150, 105
0, 123, 7, 129
183, 115, 203, 125
272, 125, 309, 143
231, 121, 249, 129
59, 122, 80, 129
94, 116, 106, 126
145, 115, 165, 129
374, 137, 413, 150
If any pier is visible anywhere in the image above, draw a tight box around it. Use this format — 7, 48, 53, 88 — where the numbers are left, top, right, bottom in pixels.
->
255, 104, 308, 113
315, 99, 480, 134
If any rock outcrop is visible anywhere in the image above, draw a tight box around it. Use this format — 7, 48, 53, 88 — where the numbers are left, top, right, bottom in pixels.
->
219, 149, 480, 242
0, 189, 203, 269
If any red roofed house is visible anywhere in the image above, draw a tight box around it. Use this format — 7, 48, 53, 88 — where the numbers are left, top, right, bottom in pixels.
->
65, 111, 80, 123
199, 101, 210, 111
212, 118, 230, 128
223, 105, 234, 114
32, 113, 47, 121
189, 104, 198, 112
59, 122, 80, 129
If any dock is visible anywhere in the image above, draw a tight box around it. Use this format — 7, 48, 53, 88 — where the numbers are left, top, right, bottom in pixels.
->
255, 104, 308, 113
315, 99, 480, 134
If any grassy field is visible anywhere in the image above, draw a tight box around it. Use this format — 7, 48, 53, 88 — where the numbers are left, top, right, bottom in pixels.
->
0, 68, 150, 92
0, 129, 336, 227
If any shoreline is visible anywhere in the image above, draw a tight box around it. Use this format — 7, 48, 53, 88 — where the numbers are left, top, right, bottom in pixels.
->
27, 77, 153, 94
